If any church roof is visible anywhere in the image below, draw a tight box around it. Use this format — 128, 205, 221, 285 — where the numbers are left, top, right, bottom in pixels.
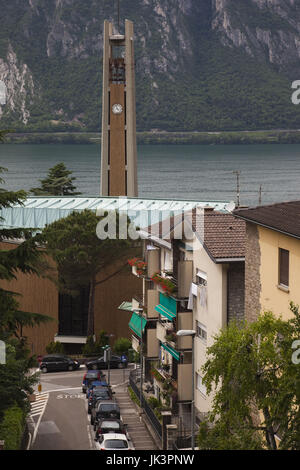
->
0, 196, 234, 230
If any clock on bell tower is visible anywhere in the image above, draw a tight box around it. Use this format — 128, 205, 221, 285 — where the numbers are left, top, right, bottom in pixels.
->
100, 19, 138, 198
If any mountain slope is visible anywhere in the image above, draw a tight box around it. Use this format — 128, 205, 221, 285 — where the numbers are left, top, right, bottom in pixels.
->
0, 0, 300, 132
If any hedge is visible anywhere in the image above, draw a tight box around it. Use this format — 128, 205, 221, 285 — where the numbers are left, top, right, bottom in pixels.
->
0, 405, 25, 450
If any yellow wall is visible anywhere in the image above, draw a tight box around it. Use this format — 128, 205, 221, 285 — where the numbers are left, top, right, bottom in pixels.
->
259, 226, 300, 320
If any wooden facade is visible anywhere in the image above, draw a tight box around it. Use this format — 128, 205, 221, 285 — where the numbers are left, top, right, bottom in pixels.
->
0, 241, 142, 355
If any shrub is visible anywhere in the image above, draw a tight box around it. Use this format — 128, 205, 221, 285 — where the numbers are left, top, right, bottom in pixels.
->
0, 405, 25, 450
128, 386, 140, 407
147, 397, 161, 410
82, 336, 96, 356
46, 341, 64, 354
82, 331, 109, 356
114, 338, 132, 356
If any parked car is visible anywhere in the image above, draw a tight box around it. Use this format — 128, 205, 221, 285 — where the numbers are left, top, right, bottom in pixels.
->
40, 354, 80, 373
88, 388, 114, 416
94, 418, 127, 437
93, 401, 121, 427
85, 355, 127, 370
82, 371, 105, 393
86, 380, 109, 399
95, 433, 132, 451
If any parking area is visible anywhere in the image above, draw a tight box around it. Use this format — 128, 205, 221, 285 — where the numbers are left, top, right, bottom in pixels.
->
29, 366, 157, 450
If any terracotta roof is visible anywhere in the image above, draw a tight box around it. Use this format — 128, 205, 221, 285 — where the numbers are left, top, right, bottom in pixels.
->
233, 201, 300, 239
144, 210, 246, 261
197, 212, 246, 261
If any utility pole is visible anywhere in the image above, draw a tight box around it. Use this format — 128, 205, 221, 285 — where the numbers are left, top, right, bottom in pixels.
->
233, 171, 241, 208
116, 0, 120, 33
259, 185, 262, 206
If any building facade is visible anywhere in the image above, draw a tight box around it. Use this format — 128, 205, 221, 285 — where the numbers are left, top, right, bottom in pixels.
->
234, 201, 300, 322
124, 208, 246, 427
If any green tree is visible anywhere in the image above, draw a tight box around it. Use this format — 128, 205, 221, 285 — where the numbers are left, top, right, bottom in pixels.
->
114, 338, 131, 356
0, 138, 52, 420
30, 162, 81, 196
198, 307, 300, 450
45, 341, 65, 354
82, 331, 109, 356
40, 209, 136, 337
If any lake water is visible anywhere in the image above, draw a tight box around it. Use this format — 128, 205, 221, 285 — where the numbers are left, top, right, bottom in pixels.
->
1, 143, 300, 206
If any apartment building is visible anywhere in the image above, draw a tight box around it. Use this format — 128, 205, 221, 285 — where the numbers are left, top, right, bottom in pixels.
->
191, 212, 245, 419
234, 201, 300, 322
125, 208, 246, 423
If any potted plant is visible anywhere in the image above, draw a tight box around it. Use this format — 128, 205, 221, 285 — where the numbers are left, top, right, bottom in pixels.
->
151, 273, 176, 296
128, 258, 147, 276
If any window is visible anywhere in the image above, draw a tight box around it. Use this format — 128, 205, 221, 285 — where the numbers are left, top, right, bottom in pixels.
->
196, 269, 207, 286
196, 321, 207, 343
196, 373, 207, 397
58, 286, 90, 336
279, 248, 289, 288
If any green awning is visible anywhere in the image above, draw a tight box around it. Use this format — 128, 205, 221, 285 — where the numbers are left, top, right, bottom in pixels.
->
161, 342, 180, 361
118, 302, 133, 312
129, 312, 147, 338
155, 292, 177, 320
155, 304, 176, 321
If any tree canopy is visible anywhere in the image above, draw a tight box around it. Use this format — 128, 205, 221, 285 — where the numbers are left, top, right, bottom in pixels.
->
0, 138, 52, 420
198, 306, 300, 450
40, 209, 137, 336
30, 162, 81, 196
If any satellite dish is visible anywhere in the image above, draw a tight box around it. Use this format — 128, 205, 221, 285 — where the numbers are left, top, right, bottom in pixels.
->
225, 201, 236, 213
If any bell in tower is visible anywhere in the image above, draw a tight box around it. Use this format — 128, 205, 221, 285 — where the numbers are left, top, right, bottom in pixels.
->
100, 19, 138, 198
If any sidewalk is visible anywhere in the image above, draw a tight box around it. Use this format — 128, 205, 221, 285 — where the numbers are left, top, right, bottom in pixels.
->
114, 381, 158, 451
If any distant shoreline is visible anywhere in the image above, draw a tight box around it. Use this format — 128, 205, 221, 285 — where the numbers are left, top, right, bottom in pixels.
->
4, 130, 300, 145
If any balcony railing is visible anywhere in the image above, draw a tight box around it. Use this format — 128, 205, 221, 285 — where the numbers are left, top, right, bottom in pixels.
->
152, 367, 177, 391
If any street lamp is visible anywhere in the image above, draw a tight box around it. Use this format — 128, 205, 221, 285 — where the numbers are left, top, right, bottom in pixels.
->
176, 329, 196, 451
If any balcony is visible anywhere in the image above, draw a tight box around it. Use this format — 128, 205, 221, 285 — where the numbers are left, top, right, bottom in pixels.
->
146, 289, 159, 319
156, 321, 167, 343
146, 248, 160, 278
129, 258, 147, 278
146, 328, 159, 358
177, 260, 193, 298
177, 363, 192, 401
177, 311, 193, 350
152, 367, 177, 391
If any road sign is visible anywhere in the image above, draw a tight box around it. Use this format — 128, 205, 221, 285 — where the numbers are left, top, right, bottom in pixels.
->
104, 347, 111, 363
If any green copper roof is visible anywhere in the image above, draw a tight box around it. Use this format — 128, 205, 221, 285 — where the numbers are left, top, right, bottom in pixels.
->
0, 196, 233, 230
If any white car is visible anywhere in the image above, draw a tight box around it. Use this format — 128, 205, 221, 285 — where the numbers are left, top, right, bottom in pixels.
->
96, 433, 133, 451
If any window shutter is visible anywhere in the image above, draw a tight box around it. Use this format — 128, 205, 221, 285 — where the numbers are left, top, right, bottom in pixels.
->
279, 249, 289, 287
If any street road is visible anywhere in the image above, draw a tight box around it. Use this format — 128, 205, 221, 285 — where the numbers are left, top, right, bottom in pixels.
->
30, 366, 131, 450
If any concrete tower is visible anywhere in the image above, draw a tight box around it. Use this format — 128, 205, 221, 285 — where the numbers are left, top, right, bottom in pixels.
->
100, 19, 138, 197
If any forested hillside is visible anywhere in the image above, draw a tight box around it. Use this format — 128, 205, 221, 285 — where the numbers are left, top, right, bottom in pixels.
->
0, 0, 300, 132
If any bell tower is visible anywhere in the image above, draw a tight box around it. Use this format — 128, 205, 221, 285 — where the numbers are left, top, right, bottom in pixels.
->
100, 19, 138, 197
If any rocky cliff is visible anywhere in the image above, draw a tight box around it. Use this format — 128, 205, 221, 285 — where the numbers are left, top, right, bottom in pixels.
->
0, 0, 300, 132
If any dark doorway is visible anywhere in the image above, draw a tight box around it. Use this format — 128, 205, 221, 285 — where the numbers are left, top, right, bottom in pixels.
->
58, 286, 90, 336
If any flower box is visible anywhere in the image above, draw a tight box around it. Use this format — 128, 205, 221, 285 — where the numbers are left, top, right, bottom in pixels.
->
151, 273, 176, 296
128, 258, 147, 276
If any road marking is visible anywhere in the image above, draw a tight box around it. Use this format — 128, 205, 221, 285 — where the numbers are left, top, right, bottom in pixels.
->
87, 424, 95, 450
41, 387, 82, 393
29, 393, 49, 448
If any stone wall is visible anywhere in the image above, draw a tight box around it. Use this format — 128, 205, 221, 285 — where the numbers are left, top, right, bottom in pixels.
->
244, 222, 261, 323
227, 261, 245, 324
